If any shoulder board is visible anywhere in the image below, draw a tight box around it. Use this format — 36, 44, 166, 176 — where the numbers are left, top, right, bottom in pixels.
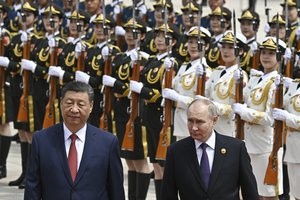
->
55, 37, 66, 44
149, 55, 156, 59
182, 61, 189, 65
215, 66, 225, 70
292, 78, 300, 82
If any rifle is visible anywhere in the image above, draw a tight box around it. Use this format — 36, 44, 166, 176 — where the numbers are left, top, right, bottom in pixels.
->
233, 10, 245, 140
251, 16, 260, 70
43, 3, 59, 128
0, 12, 5, 119
265, 0, 270, 23
219, 7, 225, 66
156, 3, 172, 160
99, 0, 112, 131
116, 0, 124, 51
264, 13, 284, 186
285, 0, 294, 78
75, 0, 85, 72
17, 1, 31, 123
122, 0, 140, 151
196, 5, 205, 96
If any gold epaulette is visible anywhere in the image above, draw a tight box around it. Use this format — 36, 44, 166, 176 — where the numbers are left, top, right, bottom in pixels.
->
293, 78, 300, 82
110, 44, 121, 52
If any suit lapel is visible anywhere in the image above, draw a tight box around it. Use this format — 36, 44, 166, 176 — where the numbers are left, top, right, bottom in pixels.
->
73, 124, 96, 186
56, 123, 73, 186
184, 137, 207, 191
207, 133, 226, 193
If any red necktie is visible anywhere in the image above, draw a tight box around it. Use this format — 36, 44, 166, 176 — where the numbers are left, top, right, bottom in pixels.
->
68, 134, 77, 182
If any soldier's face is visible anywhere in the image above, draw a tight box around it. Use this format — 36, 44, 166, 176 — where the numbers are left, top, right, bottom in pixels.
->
240, 20, 255, 39
187, 102, 218, 143
154, 6, 164, 25
125, 28, 142, 47
284, 6, 298, 22
20, 11, 35, 28
208, 0, 224, 10
69, 19, 84, 37
210, 16, 223, 35
39, 0, 48, 7
85, 0, 101, 15
43, 14, 61, 33
260, 49, 277, 72
220, 43, 236, 64
182, 11, 198, 28
269, 25, 286, 41
188, 37, 202, 60
155, 31, 171, 52
94, 23, 110, 42
63, 0, 76, 11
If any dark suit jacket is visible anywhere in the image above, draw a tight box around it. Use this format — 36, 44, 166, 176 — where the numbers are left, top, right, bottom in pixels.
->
24, 123, 125, 200
161, 132, 259, 200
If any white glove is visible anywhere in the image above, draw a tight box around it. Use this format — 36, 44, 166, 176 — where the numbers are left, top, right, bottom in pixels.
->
0, 56, 10, 67
21, 59, 37, 73
75, 42, 83, 53
130, 49, 139, 61
20, 31, 28, 43
250, 42, 258, 56
164, 57, 174, 70
111, 0, 123, 7
272, 108, 289, 122
194, 95, 210, 101
115, 25, 126, 36
283, 77, 293, 88
75, 71, 90, 84
284, 47, 292, 60
233, 69, 241, 80
48, 66, 65, 80
162, 88, 181, 102
195, 64, 204, 76
232, 103, 247, 115
264, 23, 270, 34
139, 4, 147, 16
48, 38, 56, 48
129, 80, 143, 94
250, 68, 264, 77
101, 46, 109, 59
114, 5, 121, 14
274, 75, 282, 86
102, 75, 116, 87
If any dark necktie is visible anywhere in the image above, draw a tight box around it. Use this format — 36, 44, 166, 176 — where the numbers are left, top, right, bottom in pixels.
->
68, 134, 78, 182
200, 143, 210, 190
220, 70, 226, 78
186, 63, 192, 71
297, 82, 300, 90
257, 77, 262, 84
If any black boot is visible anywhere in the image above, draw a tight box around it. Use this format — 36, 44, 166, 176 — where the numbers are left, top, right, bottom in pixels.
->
128, 171, 137, 200
154, 179, 162, 200
9, 142, 28, 186
19, 144, 31, 189
136, 172, 151, 200
279, 163, 290, 200
0, 135, 12, 179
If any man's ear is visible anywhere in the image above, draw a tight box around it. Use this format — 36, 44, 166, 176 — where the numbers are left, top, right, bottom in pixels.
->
212, 116, 219, 125
89, 101, 94, 113
171, 39, 177, 47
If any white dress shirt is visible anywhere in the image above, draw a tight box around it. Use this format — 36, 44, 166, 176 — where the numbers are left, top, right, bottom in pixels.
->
194, 131, 216, 172
64, 123, 87, 170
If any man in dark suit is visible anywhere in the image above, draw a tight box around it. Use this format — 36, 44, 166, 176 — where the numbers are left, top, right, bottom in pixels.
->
161, 98, 259, 200
24, 81, 125, 200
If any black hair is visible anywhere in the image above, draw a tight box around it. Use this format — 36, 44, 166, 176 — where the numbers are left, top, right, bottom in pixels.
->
61, 81, 94, 102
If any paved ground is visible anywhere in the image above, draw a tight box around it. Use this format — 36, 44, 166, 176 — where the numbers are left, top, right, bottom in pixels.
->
0, 0, 296, 199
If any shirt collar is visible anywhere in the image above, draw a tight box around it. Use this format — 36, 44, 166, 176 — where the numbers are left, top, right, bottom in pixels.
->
225, 64, 238, 73
63, 123, 87, 143
246, 37, 255, 44
157, 52, 169, 61
136, 1, 144, 8
90, 14, 97, 24
46, 31, 60, 40
191, 58, 201, 66
261, 70, 278, 80
215, 33, 224, 42
126, 48, 138, 56
14, 4, 22, 12
194, 130, 216, 150
97, 41, 106, 49
39, 7, 45, 15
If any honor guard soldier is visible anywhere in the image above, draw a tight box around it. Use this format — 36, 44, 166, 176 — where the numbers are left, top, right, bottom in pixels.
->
0, 1, 40, 188
129, 23, 180, 200
206, 6, 231, 68
141, 0, 174, 56
162, 26, 212, 141
203, 30, 248, 137
233, 37, 286, 199
238, 9, 261, 73
267, 15, 287, 42
75, 13, 120, 127
84, 0, 102, 44
102, 17, 152, 200
49, 10, 91, 86
281, 0, 299, 31
34, 0, 48, 37
272, 77, 300, 200
0, 0, 14, 181
20, 4, 66, 133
